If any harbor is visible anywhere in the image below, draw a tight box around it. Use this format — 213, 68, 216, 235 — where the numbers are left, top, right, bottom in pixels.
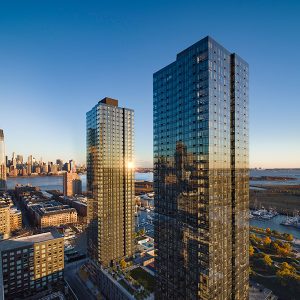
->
250, 213, 300, 239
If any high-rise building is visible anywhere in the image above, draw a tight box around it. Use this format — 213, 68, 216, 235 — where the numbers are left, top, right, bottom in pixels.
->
0, 130, 6, 191
0, 231, 64, 299
153, 36, 249, 299
63, 162, 71, 172
56, 159, 63, 170
16, 154, 23, 164
63, 171, 82, 197
86, 97, 135, 267
12, 152, 16, 168
69, 160, 76, 173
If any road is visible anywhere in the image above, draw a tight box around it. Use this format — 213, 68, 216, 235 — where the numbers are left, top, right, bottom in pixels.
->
64, 259, 97, 300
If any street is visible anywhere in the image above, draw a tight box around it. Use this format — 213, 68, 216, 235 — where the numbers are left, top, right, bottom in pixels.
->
64, 259, 97, 300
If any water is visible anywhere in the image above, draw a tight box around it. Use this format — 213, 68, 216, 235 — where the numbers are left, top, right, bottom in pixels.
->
7, 172, 153, 192
250, 214, 300, 239
7, 170, 300, 238
250, 169, 300, 186
7, 169, 299, 190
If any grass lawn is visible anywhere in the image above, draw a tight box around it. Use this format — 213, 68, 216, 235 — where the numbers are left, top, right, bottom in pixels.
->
130, 267, 155, 292
119, 279, 135, 295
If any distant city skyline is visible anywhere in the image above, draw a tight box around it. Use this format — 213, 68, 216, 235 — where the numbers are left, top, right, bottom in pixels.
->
0, 1, 300, 168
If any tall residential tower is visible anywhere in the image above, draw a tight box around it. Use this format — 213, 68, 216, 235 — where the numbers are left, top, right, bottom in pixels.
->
153, 36, 249, 299
86, 97, 135, 267
0, 130, 6, 191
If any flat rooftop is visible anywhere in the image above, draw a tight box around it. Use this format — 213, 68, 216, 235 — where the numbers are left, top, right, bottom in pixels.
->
0, 231, 63, 252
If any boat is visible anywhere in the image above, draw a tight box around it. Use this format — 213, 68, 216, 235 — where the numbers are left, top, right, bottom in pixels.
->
280, 211, 300, 229
251, 208, 278, 220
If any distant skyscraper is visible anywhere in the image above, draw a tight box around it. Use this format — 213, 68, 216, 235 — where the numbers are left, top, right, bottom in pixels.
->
16, 154, 23, 164
63, 162, 71, 172
56, 159, 63, 170
0, 130, 7, 191
27, 155, 32, 164
27, 155, 33, 174
69, 160, 76, 172
153, 36, 249, 299
12, 152, 16, 168
86, 97, 135, 266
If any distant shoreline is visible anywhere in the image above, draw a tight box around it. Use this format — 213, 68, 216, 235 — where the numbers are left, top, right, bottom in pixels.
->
7, 170, 153, 179
250, 176, 297, 181
7, 174, 63, 179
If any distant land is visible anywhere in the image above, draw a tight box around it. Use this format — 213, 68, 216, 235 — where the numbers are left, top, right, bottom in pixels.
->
250, 176, 297, 181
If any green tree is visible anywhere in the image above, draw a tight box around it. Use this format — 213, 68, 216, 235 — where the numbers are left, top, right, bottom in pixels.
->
120, 259, 127, 269
263, 254, 273, 267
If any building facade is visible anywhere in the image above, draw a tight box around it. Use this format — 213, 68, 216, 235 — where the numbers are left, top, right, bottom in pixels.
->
153, 36, 249, 299
86, 97, 135, 266
0, 130, 6, 191
0, 193, 22, 238
63, 171, 82, 197
9, 207, 22, 232
0, 203, 10, 240
0, 231, 64, 299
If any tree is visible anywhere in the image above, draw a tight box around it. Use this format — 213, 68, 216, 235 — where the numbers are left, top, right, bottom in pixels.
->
286, 234, 294, 242
277, 262, 296, 278
263, 236, 272, 246
266, 228, 271, 234
249, 245, 255, 256
120, 259, 127, 269
263, 254, 273, 267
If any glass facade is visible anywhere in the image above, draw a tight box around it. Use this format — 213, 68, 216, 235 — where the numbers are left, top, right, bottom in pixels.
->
0, 129, 6, 191
86, 98, 135, 267
153, 36, 249, 299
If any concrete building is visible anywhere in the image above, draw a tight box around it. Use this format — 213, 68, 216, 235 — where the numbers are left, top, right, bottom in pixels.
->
0, 202, 10, 240
9, 207, 22, 232
154, 36, 249, 299
58, 196, 87, 217
0, 130, 6, 191
86, 97, 135, 266
0, 193, 22, 237
0, 231, 64, 299
27, 200, 77, 228
63, 172, 82, 197
135, 180, 153, 195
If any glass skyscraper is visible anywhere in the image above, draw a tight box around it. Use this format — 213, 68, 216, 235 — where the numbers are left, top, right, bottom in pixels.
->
153, 36, 249, 299
0, 129, 6, 191
86, 97, 135, 267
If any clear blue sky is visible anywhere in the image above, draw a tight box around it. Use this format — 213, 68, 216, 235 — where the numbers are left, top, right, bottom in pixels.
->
0, 0, 299, 168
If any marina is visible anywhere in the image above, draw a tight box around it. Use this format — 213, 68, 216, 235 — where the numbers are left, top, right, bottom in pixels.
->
250, 208, 278, 220
250, 214, 300, 239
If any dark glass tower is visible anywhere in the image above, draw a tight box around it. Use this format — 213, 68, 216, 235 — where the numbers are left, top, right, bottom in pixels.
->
86, 98, 135, 267
0, 129, 6, 191
153, 36, 249, 299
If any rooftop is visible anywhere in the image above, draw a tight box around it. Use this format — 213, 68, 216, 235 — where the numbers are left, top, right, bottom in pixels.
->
99, 97, 118, 107
249, 282, 278, 300
0, 231, 63, 252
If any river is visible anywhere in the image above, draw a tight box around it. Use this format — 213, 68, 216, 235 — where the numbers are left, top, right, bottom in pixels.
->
7, 170, 300, 238
250, 215, 300, 239
6, 172, 153, 192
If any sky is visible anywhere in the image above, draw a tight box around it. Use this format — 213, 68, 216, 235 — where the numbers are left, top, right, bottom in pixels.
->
0, 0, 299, 168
